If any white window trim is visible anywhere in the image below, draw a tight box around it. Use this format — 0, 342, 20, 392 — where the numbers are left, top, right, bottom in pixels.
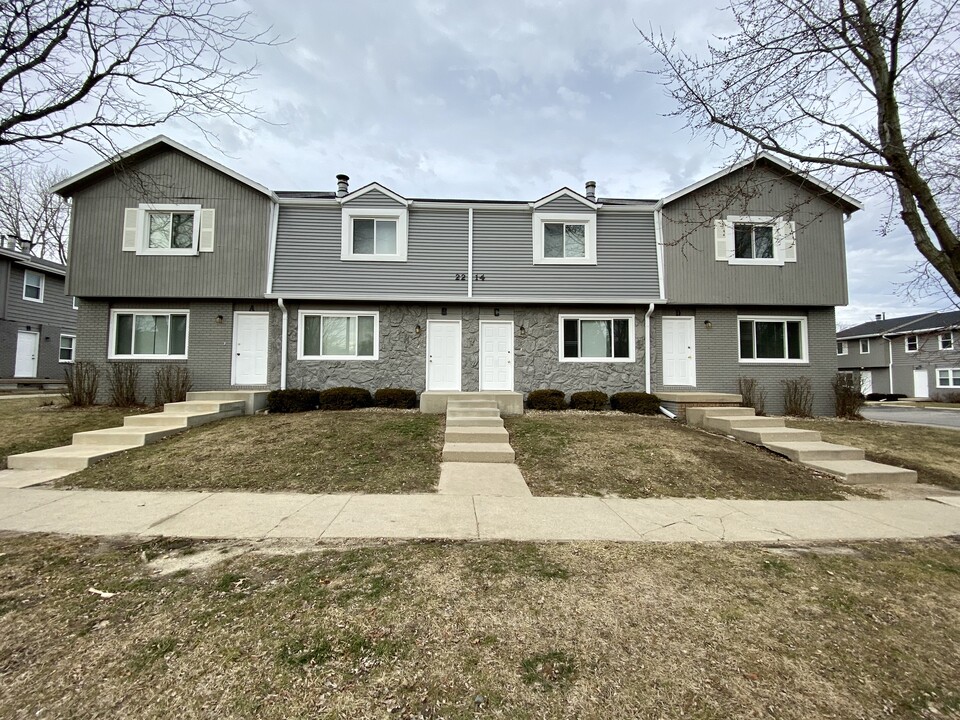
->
936, 368, 960, 388
23, 269, 44, 303
558, 313, 635, 363
738, 315, 809, 364
725, 215, 783, 266
939, 332, 954, 351
533, 211, 597, 265
837, 340, 848, 356
58, 334, 76, 363
72, 296, 79, 310
340, 207, 408, 262
137, 203, 202, 256
905, 335, 919, 353
859, 338, 870, 353
108, 309, 190, 360
297, 309, 380, 361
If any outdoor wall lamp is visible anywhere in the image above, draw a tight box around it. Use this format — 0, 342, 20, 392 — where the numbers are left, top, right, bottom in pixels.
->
441, 307, 447, 316
216, 315, 224, 324
415, 324, 422, 335
703, 320, 713, 329
519, 325, 527, 337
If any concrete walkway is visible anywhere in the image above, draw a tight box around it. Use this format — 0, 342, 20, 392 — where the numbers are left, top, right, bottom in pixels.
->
1, 486, 959, 542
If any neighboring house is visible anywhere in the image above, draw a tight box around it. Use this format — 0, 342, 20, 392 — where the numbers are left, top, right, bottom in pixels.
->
837, 310, 960, 398
53, 136, 860, 414
0, 242, 77, 380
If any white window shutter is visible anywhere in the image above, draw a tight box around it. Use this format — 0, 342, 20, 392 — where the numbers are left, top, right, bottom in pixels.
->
198, 209, 215, 252
714, 219, 732, 261
122, 208, 139, 252
782, 220, 797, 262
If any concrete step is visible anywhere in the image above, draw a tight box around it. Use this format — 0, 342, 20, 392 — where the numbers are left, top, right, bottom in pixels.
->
686, 406, 756, 427
444, 426, 510, 444
123, 408, 241, 429
764, 441, 865, 463
732, 427, 822, 444
703, 416, 785, 433
446, 416, 504, 428
447, 400, 500, 410
447, 408, 501, 419
7, 444, 141, 471
186, 391, 269, 414
72, 426, 183, 447
441, 443, 515, 463
164, 400, 246, 414
802, 459, 918, 485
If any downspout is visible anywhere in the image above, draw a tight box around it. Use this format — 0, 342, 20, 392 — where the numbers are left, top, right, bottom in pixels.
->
278, 297, 288, 390
883, 334, 893, 394
644, 302, 655, 393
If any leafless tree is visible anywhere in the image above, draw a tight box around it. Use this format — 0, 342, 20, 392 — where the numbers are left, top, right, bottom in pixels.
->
642, 0, 960, 300
0, 163, 70, 262
0, 0, 278, 165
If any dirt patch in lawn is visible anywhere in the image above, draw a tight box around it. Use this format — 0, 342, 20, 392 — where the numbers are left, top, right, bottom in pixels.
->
506, 412, 871, 500
0, 397, 152, 469
1, 532, 958, 719
791, 417, 960, 491
56, 409, 443, 493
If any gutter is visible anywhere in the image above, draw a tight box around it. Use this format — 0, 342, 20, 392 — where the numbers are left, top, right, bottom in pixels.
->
266, 200, 280, 294
277, 298, 288, 390
882, 333, 894, 394
644, 302, 655, 393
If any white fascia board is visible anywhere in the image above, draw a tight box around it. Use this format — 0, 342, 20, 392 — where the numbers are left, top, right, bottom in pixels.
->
50, 135, 278, 201
339, 182, 410, 207
530, 187, 600, 210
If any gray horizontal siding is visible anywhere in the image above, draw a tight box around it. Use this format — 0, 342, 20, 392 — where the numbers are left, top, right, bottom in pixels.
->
5, 265, 76, 329
273, 205, 468, 297
67, 149, 272, 298
838, 337, 889, 368
472, 209, 660, 299
537, 195, 593, 212
343, 189, 405, 207
662, 165, 849, 306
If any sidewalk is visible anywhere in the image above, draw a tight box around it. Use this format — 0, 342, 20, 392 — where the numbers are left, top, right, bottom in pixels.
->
1, 486, 959, 543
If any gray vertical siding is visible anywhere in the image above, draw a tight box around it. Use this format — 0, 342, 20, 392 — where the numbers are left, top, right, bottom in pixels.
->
67, 148, 272, 298
5, 265, 76, 329
342, 189, 405, 207
662, 165, 849, 306
536, 195, 594, 212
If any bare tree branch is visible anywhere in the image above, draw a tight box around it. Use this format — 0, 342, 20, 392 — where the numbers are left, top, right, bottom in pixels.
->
0, 163, 70, 262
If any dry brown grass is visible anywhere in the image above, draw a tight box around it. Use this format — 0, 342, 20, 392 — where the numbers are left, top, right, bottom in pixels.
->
1, 533, 958, 719
57, 409, 444, 493
506, 412, 870, 500
0, 397, 151, 470
792, 417, 960, 491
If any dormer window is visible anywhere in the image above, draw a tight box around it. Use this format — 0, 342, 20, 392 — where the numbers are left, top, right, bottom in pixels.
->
352, 218, 397, 256
341, 207, 408, 262
544, 222, 586, 259
533, 211, 597, 265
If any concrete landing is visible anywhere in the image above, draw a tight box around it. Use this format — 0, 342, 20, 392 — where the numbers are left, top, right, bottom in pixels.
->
438, 463, 532, 497
421, 391, 523, 416
0, 468, 73, 488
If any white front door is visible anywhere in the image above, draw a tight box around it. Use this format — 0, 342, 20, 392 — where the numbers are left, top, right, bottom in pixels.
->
662, 317, 696, 386
233, 312, 269, 385
14, 331, 39, 378
860, 370, 873, 396
913, 369, 929, 398
427, 320, 461, 391
480, 321, 513, 391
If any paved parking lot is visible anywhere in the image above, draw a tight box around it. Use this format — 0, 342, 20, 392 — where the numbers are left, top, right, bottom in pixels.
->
862, 406, 960, 429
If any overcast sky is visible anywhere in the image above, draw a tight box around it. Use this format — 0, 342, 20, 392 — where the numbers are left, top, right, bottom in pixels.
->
58, 0, 952, 327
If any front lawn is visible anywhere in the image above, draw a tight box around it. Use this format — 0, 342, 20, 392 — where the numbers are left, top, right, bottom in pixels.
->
56, 409, 444, 493
0, 397, 150, 470
506, 412, 869, 500
1, 533, 958, 719
791, 417, 960, 491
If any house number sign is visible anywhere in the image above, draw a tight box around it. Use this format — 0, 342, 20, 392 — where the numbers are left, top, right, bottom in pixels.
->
455, 274, 485, 281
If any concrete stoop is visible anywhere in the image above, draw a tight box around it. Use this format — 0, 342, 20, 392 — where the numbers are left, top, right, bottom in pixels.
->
6, 391, 267, 473
441, 399, 515, 463
687, 406, 918, 485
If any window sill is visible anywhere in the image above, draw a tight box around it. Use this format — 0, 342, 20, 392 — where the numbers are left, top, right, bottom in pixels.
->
559, 357, 635, 364
739, 359, 809, 365
136, 248, 200, 256
22, 296, 43, 303
58, 360, 75, 364
533, 258, 598, 266
340, 254, 407, 263
108, 355, 189, 361
727, 259, 784, 266
298, 355, 378, 361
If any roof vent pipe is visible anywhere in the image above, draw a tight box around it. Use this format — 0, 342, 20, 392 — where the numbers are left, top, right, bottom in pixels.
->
875, 313, 885, 321
336, 174, 349, 198
585, 180, 596, 202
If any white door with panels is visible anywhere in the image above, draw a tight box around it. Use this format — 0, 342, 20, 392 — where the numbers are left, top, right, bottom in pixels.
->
662, 317, 696, 386
14, 331, 39, 378
913, 369, 929, 398
860, 370, 873, 396
233, 312, 269, 385
480, 321, 513, 391
427, 320, 461, 391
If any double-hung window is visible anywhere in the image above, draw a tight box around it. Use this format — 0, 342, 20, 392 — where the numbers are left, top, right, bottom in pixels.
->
543, 222, 586, 259
905, 335, 919, 353
533, 212, 597, 264
559, 315, 634, 362
341, 207, 408, 261
59, 335, 76, 363
937, 368, 960, 388
23, 270, 44, 302
837, 341, 848, 356
299, 311, 379, 360
738, 317, 807, 363
110, 310, 189, 359
734, 222, 774, 260
859, 338, 870, 353
940, 332, 954, 351
352, 218, 397, 256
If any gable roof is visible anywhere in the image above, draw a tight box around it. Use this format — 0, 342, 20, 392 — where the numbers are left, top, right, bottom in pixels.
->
662, 151, 863, 214
0, 246, 67, 276
838, 310, 960, 339
50, 135, 277, 201
339, 182, 409, 206
531, 187, 600, 210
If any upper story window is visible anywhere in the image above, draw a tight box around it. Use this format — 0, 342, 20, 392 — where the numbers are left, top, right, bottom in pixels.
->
123, 204, 215, 256
59, 334, 75, 363
738, 316, 807, 363
940, 332, 954, 351
937, 368, 960, 388
905, 335, 919, 353
859, 338, 870, 353
341, 208, 408, 262
72, 296, 79, 310
734, 222, 774, 260
148, 210, 195, 251
837, 340, 848, 356
23, 269, 44, 303
559, 315, 634, 362
533, 212, 597, 265
715, 216, 796, 265
299, 311, 379, 360
110, 310, 189, 359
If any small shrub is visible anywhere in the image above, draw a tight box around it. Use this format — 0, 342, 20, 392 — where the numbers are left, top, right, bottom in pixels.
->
266, 389, 320, 413
737, 377, 767, 416
62, 361, 99, 406
153, 366, 192, 406
832, 373, 865, 419
569, 391, 608, 411
865, 392, 886, 401
781, 376, 814, 417
107, 362, 141, 406
318, 386, 373, 410
374, 388, 417, 409
527, 389, 567, 411
931, 391, 960, 404
610, 392, 661, 415
886, 393, 908, 401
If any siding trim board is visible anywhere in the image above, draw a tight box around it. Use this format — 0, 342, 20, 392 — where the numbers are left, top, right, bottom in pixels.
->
266, 293, 666, 305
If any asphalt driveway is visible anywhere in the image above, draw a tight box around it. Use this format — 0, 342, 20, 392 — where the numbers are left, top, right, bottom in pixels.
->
861, 406, 960, 429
